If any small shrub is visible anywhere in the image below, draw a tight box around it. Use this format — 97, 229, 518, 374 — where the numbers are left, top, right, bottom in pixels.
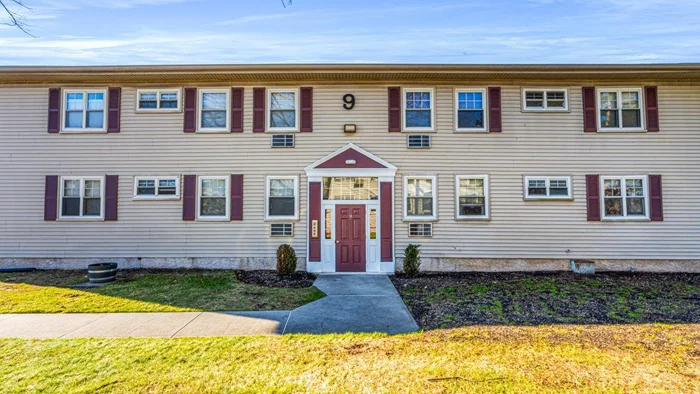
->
276, 244, 297, 276
403, 244, 421, 276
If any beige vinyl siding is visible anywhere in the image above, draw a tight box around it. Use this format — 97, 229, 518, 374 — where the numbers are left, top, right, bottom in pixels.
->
0, 83, 699, 263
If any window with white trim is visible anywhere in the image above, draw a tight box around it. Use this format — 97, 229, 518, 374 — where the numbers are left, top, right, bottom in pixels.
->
455, 89, 486, 130
197, 176, 229, 219
59, 176, 104, 219
268, 89, 299, 131
270, 223, 293, 237
403, 88, 433, 130
266, 176, 298, 220
602, 176, 649, 219
133, 176, 180, 199
456, 175, 489, 219
522, 89, 568, 111
404, 176, 436, 220
137, 89, 180, 111
62, 90, 107, 132
198, 89, 229, 131
409, 223, 433, 237
524, 176, 572, 200
598, 88, 644, 130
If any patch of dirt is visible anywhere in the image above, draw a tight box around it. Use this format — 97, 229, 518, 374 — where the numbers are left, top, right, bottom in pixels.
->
235, 270, 317, 288
391, 272, 700, 329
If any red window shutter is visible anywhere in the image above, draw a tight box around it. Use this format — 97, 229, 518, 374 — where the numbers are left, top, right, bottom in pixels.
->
380, 181, 393, 262
44, 175, 58, 221
586, 174, 601, 221
582, 86, 597, 133
488, 87, 502, 132
388, 87, 401, 132
183, 175, 196, 221
48, 88, 61, 133
645, 86, 659, 132
104, 175, 119, 221
231, 87, 244, 133
183, 88, 197, 133
309, 182, 321, 262
107, 88, 121, 133
253, 87, 265, 133
230, 174, 243, 220
300, 87, 313, 132
649, 174, 663, 221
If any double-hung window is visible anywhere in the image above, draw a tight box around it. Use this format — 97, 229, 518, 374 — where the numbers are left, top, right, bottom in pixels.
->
59, 176, 104, 219
268, 89, 299, 131
404, 176, 436, 220
266, 176, 298, 220
524, 176, 572, 200
598, 88, 644, 130
133, 176, 180, 199
137, 89, 180, 111
197, 176, 229, 219
198, 89, 229, 132
455, 89, 486, 131
522, 89, 568, 111
601, 176, 649, 220
403, 88, 434, 131
456, 175, 489, 219
62, 90, 107, 132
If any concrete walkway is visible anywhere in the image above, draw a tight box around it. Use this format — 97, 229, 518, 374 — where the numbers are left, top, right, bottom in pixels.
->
0, 274, 419, 338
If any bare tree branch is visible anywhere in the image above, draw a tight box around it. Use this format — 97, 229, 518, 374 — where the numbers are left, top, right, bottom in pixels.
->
0, 0, 36, 37
280, 0, 292, 8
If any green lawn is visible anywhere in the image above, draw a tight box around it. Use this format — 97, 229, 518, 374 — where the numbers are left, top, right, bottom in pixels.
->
0, 324, 697, 393
0, 270, 325, 313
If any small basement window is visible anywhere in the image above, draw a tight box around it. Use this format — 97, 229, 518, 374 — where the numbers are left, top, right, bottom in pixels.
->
524, 176, 572, 200
270, 223, 293, 237
133, 176, 180, 199
136, 89, 180, 111
271, 134, 295, 148
409, 223, 432, 237
407, 134, 431, 148
522, 89, 568, 111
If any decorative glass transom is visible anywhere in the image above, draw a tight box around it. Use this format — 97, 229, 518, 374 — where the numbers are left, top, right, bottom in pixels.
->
322, 177, 379, 200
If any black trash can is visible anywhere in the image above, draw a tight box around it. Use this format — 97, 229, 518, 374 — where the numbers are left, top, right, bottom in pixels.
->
87, 263, 118, 283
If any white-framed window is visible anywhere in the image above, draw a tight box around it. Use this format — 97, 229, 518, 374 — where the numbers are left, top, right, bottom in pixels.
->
455, 88, 487, 131
271, 134, 295, 148
523, 176, 572, 200
522, 89, 568, 111
455, 175, 489, 219
267, 88, 299, 132
198, 89, 229, 132
59, 176, 105, 220
404, 175, 437, 220
266, 176, 299, 220
597, 88, 644, 131
409, 223, 433, 237
62, 89, 107, 132
270, 223, 294, 237
136, 89, 180, 112
403, 88, 434, 131
197, 176, 229, 219
601, 176, 649, 220
133, 176, 180, 200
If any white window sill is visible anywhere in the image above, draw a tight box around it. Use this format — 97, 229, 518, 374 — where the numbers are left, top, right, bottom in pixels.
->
597, 128, 647, 133
454, 129, 489, 133
408, 235, 433, 238
133, 196, 181, 201
522, 109, 569, 113
403, 217, 437, 222
601, 217, 651, 222
195, 217, 230, 222
455, 216, 491, 221
265, 217, 299, 222
57, 217, 105, 222
135, 109, 182, 114
267, 129, 299, 133
60, 129, 107, 134
402, 129, 436, 133
524, 197, 574, 202
195, 129, 230, 133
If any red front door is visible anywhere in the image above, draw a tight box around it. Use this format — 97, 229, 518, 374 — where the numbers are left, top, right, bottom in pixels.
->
335, 205, 366, 272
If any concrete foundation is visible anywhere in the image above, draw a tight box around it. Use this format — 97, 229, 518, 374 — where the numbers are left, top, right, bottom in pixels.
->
1, 257, 698, 273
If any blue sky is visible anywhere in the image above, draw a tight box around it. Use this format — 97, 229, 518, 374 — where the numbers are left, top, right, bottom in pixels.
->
1, 0, 700, 65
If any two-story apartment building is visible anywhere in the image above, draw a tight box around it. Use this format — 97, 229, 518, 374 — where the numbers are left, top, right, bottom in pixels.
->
0, 64, 698, 273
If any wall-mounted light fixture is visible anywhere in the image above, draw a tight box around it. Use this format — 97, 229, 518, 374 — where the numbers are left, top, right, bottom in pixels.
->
343, 124, 357, 133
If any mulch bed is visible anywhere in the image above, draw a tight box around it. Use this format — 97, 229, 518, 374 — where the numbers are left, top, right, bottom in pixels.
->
235, 270, 317, 288
391, 272, 700, 329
